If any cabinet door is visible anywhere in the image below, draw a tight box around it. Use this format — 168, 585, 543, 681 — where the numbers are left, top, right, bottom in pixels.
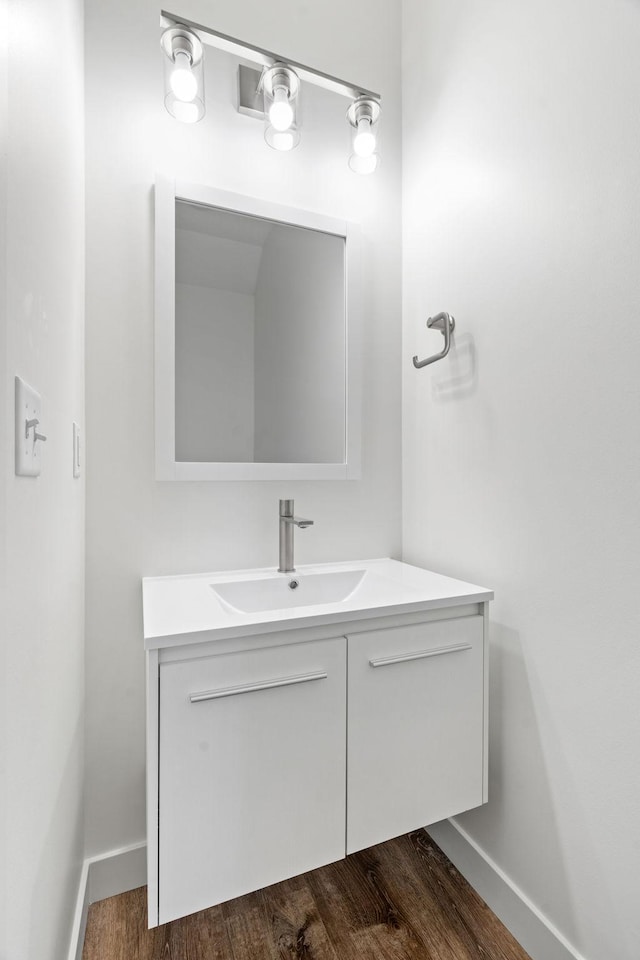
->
346, 616, 484, 854
159, 637, 346, 924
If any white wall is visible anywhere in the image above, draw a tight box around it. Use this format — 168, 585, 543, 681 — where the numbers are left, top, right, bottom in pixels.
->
85, 0, 401, 857
0, 0, 85, 957
402, 2, 640, 959
0, 0, 8, 944
254, 226, 345, 463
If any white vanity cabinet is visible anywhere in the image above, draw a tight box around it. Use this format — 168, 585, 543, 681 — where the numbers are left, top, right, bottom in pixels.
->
157, 637, 346, 925
144, 560, 492, 928
346, 614, 484, 854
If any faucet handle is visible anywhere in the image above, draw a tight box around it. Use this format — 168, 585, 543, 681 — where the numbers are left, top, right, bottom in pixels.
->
279, 499, 313, 527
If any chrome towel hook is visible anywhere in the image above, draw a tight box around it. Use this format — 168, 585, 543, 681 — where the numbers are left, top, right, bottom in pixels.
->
412, 312, 455, 368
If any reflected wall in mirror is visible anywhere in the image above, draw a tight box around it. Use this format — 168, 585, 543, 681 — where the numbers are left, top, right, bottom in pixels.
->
155, 178, 362, 481
175, 201, 345, 464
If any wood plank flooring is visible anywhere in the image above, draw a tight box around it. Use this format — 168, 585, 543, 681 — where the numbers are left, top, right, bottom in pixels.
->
82, 829, 531, 960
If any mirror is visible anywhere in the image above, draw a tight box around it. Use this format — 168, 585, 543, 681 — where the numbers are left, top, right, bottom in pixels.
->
155, 178, 362, 481
175, 201, 346, 464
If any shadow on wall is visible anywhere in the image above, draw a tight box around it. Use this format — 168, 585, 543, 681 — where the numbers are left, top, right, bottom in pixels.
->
519, 640, 629, 957
454, 622, 583, 947
430, 332, 477, 401
29, 716, 84, 960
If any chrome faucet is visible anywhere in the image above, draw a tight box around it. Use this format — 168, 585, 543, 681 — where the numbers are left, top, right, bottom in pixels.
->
278, 499, 314, 573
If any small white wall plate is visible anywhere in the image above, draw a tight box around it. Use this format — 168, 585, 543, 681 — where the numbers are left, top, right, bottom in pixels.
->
15, 376, 43, 477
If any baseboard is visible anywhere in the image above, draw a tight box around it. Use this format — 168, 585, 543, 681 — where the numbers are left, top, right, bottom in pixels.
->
67, 858, 90, 960
427, 819, 586, 960
67, 841, 147, 960
87, 840, 147, 904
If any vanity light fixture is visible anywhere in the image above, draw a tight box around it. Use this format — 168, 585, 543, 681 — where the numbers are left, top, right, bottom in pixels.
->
262, 64, 301, 151
347, 97, 381, 175
161, 24, 205, 123
159, 12, 381, 170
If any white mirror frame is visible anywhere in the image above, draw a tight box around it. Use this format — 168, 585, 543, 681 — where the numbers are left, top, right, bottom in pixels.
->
154, 176, 362, 481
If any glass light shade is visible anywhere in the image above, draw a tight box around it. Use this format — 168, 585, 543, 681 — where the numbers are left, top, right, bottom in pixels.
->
162, 30, 205, 123
347, 98, 380, 175
348, 153, 378, 175
167, 99, 203, 124
263, 64, 300, 150
265, 123, 301, 151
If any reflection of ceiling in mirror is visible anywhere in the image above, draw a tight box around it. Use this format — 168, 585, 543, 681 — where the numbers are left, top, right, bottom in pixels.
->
176, 200, 273, 296
174, 199, 346, 301
176, 200, 273, 245
175, 200, 344, 308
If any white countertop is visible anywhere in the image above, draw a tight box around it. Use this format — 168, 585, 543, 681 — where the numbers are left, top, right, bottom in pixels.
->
142, 558, 493, 650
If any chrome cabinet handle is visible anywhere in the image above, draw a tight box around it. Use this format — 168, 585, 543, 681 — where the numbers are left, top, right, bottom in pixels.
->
189, 670, 328, 703
369, 642, 472, 668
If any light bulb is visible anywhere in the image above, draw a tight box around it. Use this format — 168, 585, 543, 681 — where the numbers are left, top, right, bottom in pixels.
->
170, 50, 197, 103
353, 117, 376, 158
347, 97, 380, 175
269, 86, 294, 132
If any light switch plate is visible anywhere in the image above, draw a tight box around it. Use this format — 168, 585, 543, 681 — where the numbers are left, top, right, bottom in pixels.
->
73, 422, 81, 477
15, 376, 43, 477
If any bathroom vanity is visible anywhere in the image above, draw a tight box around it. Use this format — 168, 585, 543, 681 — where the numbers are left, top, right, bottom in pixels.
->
143, 559, 492, 927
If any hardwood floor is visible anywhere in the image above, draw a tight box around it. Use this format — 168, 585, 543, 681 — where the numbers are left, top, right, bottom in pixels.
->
82, 830, 531, 960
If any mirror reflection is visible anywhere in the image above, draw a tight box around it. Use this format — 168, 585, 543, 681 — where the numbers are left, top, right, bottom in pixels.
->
174, 199, 346, 464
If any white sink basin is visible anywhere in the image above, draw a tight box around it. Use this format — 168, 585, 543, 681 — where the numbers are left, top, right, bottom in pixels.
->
211, 569, 366, 613
142, 559, 494, 647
